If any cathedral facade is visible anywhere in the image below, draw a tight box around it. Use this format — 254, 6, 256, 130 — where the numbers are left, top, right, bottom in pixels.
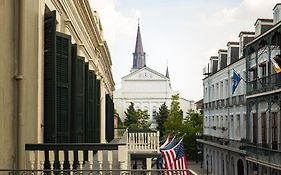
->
113, 25, 195, 128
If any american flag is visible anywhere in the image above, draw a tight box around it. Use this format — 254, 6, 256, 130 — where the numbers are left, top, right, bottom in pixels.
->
161, 138, 188, 175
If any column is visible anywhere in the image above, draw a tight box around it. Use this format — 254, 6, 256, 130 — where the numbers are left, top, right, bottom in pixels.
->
268, 99, 272, 148
100, 80, 106, 143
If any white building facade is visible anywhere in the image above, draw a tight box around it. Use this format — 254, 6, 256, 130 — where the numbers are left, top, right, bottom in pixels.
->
113, 25, 195, 128
199, 34, 254, 175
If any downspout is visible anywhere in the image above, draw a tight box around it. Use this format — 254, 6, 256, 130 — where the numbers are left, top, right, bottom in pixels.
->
15, 0, 24, 169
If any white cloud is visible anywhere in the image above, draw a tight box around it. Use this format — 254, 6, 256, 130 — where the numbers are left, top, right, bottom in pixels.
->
89, 0, 141, 48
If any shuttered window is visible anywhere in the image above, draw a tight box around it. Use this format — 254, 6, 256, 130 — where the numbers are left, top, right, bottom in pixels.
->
44, 10, 71, 143
87, 71, 96, 142
106, 94, 114, 142
94, 79, 101, 143
71, 44, 85, 143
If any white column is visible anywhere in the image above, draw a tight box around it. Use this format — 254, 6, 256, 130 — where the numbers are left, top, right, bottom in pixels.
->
100, 80, 106, 143
146, 158, 151, 175
118, 144, 128, 171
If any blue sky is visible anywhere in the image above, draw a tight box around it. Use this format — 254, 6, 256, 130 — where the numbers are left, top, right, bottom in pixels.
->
90, 0, 280, 102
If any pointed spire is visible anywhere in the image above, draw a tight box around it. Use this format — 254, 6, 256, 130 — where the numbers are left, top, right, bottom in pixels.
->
135, 24, 144, 53
166, 66, 170, 79
131, 21, 146, 72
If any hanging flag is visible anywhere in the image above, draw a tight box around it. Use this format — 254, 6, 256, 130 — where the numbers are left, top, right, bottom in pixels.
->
232, 71, 241, 95
161, 138, 188, 175
270, 56, 281, 73
160, 135, 171, 149
157, 136, 177, 169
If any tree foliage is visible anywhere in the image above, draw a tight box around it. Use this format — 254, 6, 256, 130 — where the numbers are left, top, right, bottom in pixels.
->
164, 94, 184, 136
124, 102, 151, 128
182, 110, 203, 160
155, 103, 169, 138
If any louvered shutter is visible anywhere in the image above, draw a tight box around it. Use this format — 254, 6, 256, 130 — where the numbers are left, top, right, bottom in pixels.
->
106, 94, 114, 142
71, 44, 85, 143
84, 63, 89, 142
94, 79, 101, 143
55, 32, 71, 143
88, 71, 95, 142
44, 10, 56, 143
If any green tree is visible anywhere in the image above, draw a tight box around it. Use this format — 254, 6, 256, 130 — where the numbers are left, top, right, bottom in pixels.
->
182, 110, 203, 160
136, 109, 151, 128
155, 103, 169, 138
124, 102, 151, 128
124, 102, 138, 127
164, 94, 184, 136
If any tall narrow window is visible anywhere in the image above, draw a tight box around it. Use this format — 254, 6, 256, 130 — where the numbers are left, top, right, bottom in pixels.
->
253, 113, 257, 144
272, 112, 278, 150
261, 112, 267, 146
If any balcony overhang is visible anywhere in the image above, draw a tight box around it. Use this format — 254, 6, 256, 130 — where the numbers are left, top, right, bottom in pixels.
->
197, 139, 246, 154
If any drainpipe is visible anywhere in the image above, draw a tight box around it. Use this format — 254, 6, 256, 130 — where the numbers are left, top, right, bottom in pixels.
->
15, 0, 24, 169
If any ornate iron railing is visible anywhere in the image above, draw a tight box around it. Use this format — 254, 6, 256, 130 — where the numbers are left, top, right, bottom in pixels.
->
0, 169, 191, 175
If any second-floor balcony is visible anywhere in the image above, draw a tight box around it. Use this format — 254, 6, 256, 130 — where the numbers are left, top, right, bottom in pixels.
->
244, 144, 281, 169
22, 128, 160, 173
247, 72, 281, 96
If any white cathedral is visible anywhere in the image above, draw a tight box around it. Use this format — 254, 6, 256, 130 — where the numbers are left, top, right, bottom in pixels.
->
113, 24, 195, 128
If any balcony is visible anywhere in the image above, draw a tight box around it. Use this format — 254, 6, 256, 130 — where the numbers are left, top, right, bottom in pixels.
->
238, 95, 246, 105
244, 144, 281, 169
225, 98, 230, 107
247, 72, 281, 96
127, 128, 159, 153
23, 128, 160, 172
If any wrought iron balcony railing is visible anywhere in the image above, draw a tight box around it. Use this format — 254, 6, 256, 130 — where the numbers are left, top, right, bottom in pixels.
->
0, 169, 191, 175
247, 72, 281, 96
244, 144, 281, 168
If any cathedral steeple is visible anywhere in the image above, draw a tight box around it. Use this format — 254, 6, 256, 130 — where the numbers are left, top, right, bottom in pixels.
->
131, 23, 146, 72
166, 66, 170, 79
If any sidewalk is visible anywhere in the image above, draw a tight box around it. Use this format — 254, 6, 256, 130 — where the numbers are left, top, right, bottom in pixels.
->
188, 161, 208, 175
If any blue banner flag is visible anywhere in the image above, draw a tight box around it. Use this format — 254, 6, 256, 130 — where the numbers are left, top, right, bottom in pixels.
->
232, 71, 241, 95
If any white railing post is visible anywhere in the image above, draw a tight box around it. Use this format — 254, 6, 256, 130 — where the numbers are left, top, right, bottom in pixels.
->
68, 151, 74, 175
88, 150, 94, 171
38, 151, 45, 170
78, 150, 84, 173
156, 131, 160, 152
28, 151, 36, 170
58, 151, 64, 173
97, 150, 103, 174
108, 151, 113, 174
49, 151, 55, 175
118, 144, 128, 173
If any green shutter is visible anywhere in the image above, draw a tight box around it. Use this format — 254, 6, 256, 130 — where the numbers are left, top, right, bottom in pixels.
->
44, 11, 56, 143
94, 79, 101, 143
56, 32, 72, 143
84, 63, 89, 142
71, 44, 85, 143
106, 94, 114, 142
88, 71, 95, 142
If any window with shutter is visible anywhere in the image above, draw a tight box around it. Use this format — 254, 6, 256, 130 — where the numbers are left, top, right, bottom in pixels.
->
88, 71, 96, 142
44, 10, 57, 143
44, 10, 71, 143
94, 79, 101, 143
71, 44, 85, 143
55, 32, 71, 143
84, 63, 89, 142
106, 94, 114, 142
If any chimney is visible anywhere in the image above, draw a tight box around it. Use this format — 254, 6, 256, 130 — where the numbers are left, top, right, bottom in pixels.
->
217, 49, 227, 70
227, 42, 239, 65
273, 3, 281, 24
254, 18, 273, 36
210, 56, 218, 74
238, 31, 255, 58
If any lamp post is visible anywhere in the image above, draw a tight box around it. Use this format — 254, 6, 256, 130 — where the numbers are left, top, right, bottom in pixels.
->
206, 154, 209, 175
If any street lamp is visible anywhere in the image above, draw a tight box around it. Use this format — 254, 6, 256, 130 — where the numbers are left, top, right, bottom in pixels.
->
206, 154, 209, 175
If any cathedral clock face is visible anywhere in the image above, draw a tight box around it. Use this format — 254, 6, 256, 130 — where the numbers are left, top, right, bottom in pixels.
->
143, 72, 152, 78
